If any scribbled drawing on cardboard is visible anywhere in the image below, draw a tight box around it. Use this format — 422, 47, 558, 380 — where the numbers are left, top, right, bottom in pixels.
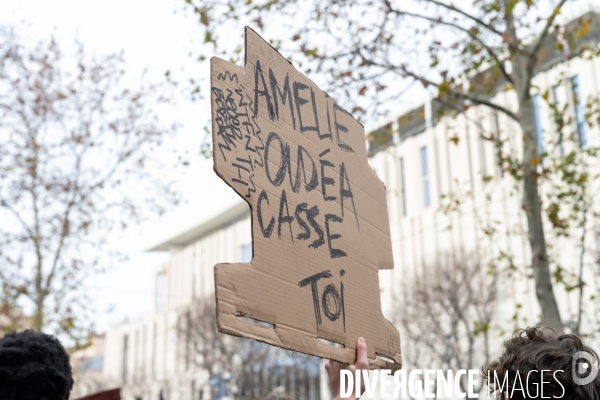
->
211, 27, 401, 370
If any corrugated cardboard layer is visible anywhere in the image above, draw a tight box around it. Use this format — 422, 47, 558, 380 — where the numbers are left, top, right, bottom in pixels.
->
211, 27, 401, 370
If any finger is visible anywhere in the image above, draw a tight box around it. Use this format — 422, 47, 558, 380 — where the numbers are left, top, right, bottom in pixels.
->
355, 337, 368, 395
355, 337, 368, 369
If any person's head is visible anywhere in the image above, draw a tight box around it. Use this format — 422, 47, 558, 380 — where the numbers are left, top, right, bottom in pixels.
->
486, 327, 600, 399
0, 330, 74, 400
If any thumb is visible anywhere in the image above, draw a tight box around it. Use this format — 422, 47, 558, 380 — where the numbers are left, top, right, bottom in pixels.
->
355, 337, 368, 369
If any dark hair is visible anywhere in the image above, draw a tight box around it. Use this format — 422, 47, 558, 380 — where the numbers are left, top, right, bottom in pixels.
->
486, 327, 600, 399
0, 330, 74, 400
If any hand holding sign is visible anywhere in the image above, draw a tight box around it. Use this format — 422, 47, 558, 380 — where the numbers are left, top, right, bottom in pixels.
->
211, 27, 401, 370
326, 337, 369, 400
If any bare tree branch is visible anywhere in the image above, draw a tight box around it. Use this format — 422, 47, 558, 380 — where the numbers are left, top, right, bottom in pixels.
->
177, 297, 321, 398
420, 0, 504, 36
388, 7, 513, 85
397, 253, 497, 394
530, 0, 570, 58
362, 56, 520, 120
0, 28, 180, 336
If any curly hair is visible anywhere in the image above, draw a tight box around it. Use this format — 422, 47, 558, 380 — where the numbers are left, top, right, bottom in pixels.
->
486, 327, 600, 399
0, 330, 74, 400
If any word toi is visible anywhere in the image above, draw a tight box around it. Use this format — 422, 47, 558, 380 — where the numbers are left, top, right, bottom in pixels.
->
340, 369, 567, 399
299, 270, 346, 332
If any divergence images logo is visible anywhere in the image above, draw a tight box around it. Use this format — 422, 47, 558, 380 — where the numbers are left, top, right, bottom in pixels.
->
572, 351, 599, 386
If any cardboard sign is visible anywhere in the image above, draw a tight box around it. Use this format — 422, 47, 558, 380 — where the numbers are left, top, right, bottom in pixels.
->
211, 27, 401, 370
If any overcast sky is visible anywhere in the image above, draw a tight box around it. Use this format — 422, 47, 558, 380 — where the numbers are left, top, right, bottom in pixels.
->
1, 0, 598, 335
0, 0, 243, 332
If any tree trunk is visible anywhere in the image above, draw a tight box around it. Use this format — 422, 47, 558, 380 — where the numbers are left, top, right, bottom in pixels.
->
518, 93, 563, 330
34, 298, 44, 331
34, 268, 44, 332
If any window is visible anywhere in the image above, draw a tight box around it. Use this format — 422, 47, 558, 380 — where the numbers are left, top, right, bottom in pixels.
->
492, 113, 504, 178
532, 94, 545, 157
155, 272, 167, 313
399, 157, 407, 216
141, 327, 146, 376
571, 76, 587, 147
152, 323, 156, 379
241, 244, 252, 263
421, 146, 431, 207
185, 311, 191, 370
551, 85, 565, 155
398, 105, 426, 141
134, 330, 139, 376
478, 123, 487, 177
551, 85, 559, 105
122, 334, 129, 384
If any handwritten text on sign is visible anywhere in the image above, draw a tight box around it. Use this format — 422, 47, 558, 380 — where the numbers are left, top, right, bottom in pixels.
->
213, 60, 359, 260
211, 27, 401, 370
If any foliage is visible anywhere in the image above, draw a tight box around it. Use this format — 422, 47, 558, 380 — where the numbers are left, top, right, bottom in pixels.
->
183, 0, 600, 330
0, 27, 180, 341
176, 296, 320, 398
396, 253, 497, 393
438, 70, 600, 334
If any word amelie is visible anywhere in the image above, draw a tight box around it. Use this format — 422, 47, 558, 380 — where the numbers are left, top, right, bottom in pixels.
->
253, 60, 354, 154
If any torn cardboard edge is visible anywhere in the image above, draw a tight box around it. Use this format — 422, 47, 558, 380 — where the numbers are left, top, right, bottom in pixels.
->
211, 26, 401, 371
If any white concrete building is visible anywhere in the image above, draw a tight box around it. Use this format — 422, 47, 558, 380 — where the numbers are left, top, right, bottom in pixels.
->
103, 203, 251, 400
103, 203, 325, 400
369, 9, 600, 347
72, 334, 107, 399
103, 10, 600, 400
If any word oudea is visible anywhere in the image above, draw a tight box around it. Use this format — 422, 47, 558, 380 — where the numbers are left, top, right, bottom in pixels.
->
340, 369, 567, 399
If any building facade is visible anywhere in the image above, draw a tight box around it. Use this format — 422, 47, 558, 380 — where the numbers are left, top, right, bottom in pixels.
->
103, 203, 325, 400
369, 10, 600, 348
103, 10, 600, 400
72, 334, 107, 399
